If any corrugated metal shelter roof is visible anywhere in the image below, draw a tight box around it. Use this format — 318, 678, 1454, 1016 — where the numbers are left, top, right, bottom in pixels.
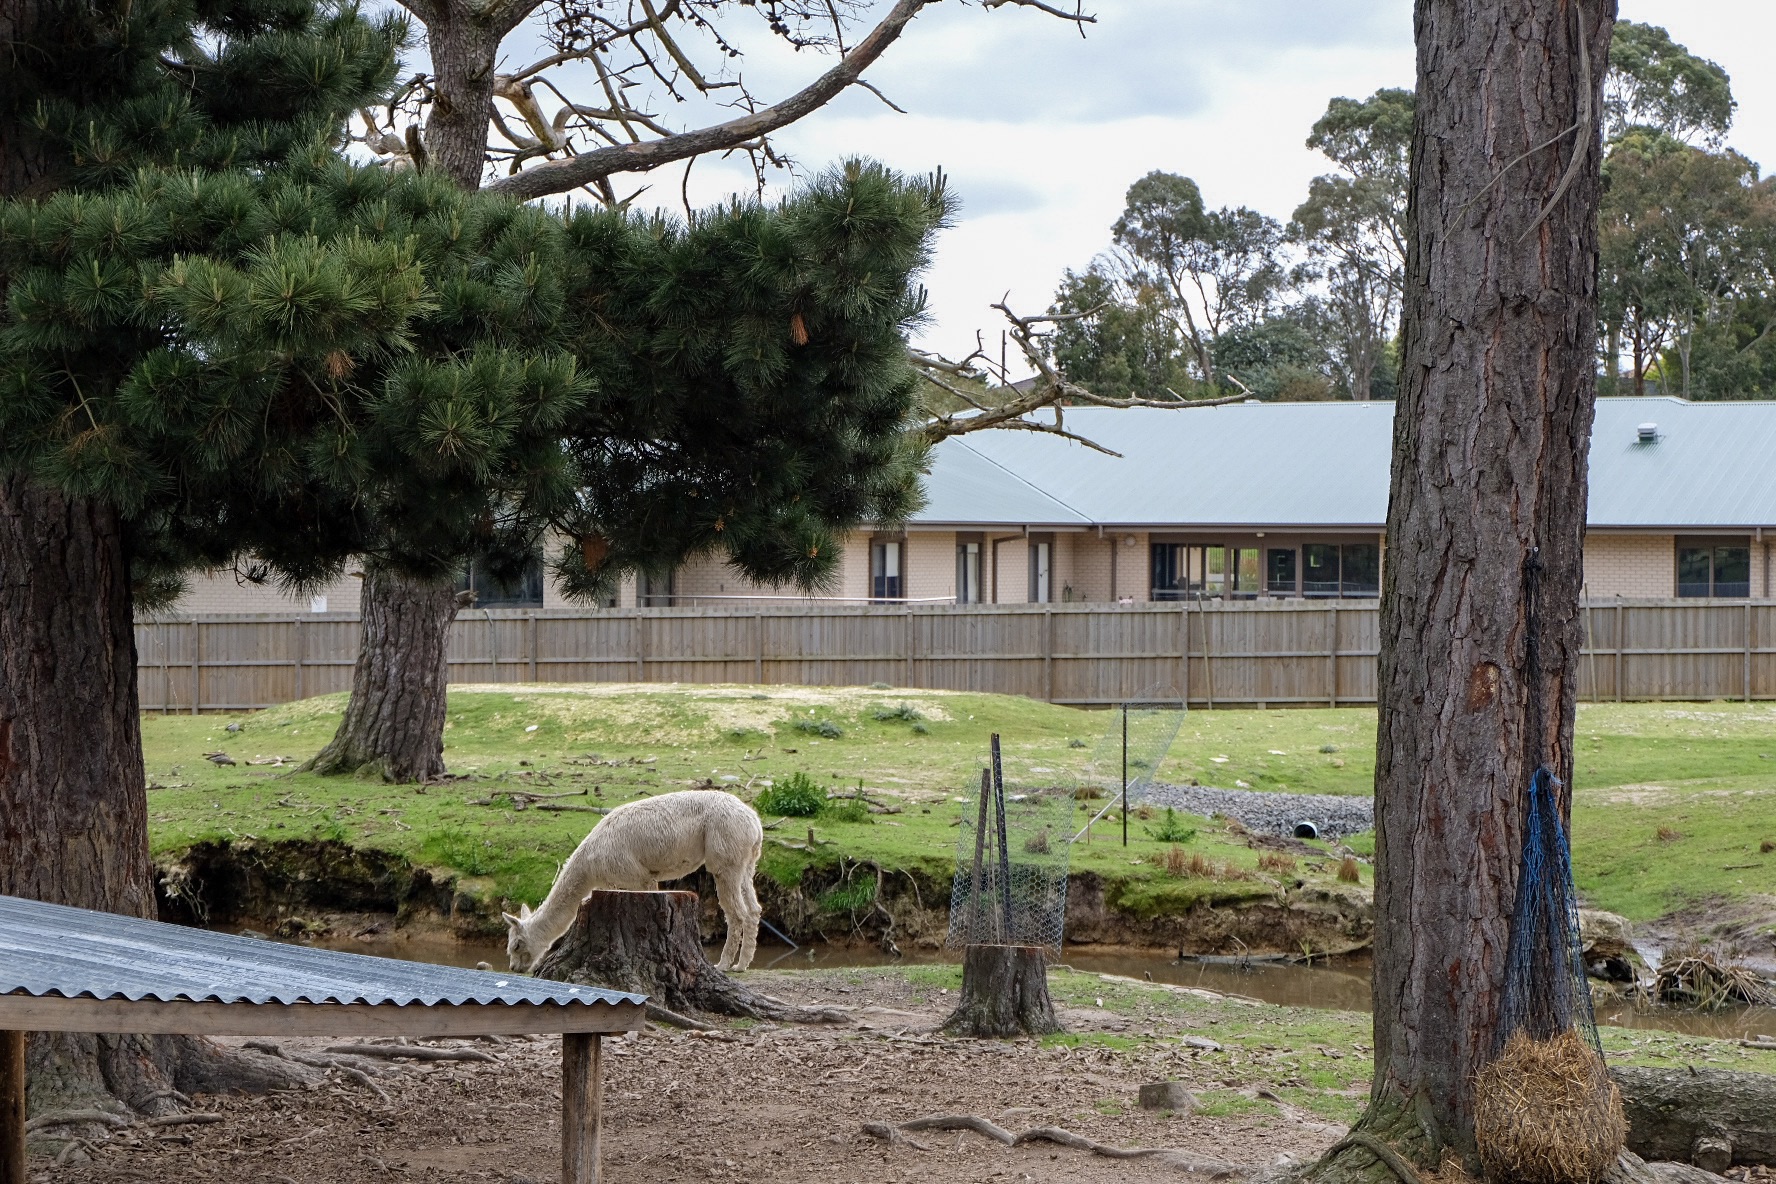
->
914, 398, 1776, 530
0, 894, 641, 1010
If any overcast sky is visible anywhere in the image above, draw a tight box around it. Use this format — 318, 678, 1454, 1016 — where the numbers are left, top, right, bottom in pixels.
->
496, 1, 1776, 364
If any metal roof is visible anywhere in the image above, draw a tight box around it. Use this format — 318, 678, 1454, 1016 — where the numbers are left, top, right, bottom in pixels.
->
0, 894, 642, 1010
914, 397, 1776, 531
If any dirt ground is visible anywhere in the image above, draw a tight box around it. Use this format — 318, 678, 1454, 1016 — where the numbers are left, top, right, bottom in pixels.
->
38, 970, 1346, 1183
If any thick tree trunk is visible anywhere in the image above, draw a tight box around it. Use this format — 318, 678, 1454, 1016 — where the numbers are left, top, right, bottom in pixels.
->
534, 890, 840, 1023
305, 566, 463, 782
1319, 0, 1616, 1175
940, 945, 1061, 1039
0, 478, 305, 1136
1612, 1066, 1776, 1170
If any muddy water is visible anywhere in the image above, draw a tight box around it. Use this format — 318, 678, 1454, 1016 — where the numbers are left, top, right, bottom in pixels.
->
264, 928, 1776, 1041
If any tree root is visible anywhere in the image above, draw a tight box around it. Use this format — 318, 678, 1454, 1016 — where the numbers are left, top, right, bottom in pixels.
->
863, 1114, 1242, 1177
244, 1040, 391, 1103
322, 1043, 496, 1063
1321, 1133, 1425, 1184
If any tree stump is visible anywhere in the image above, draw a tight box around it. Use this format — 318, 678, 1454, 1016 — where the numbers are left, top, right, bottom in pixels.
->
534, 890, 842, 1023
940, 944, 1061, 1038
1611, 1066, 1776, 1167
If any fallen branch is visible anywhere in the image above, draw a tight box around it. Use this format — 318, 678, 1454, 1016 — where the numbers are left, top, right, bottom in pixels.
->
323, 1043, 496, 1063
865, 1115, 1242, 1176
140, 1114, 226, 1129
26, 1110, 133, 1132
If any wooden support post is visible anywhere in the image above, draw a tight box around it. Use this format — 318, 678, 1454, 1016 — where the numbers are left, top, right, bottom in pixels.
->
1616, 601, 1625, 702
561, 1032, 603, 1184
1746, 601, 1753, 704
1, 1030, 24, 1184
1043, 606, 1055, 703
1327, 602, 1338, 707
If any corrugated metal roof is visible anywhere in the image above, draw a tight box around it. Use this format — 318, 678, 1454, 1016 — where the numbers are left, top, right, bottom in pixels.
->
0, 894, 642, 1010
914, 398, 1776, 530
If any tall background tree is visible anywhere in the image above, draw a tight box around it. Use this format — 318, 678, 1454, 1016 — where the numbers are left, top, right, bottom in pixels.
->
1315, 0, 1615, 1174
313, 0, 1100, 782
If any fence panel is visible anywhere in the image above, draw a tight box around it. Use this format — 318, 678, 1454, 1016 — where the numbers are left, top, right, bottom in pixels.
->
134, 599, 1776, 712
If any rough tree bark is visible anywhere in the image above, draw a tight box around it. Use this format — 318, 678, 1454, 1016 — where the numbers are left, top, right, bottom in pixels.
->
939, 945, 1061, 1039
1315, 0, 1617, 1176
0, 478, 304, 1131
533, 890, 844, 1024
304, 566, 467, 782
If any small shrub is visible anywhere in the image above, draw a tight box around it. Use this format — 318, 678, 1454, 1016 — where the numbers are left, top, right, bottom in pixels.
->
823, 797, 871, 824
1068, 738, 1088, 749
1145, 807, 1197, 844
792, 718, 844, 739
817, 878, 877, 914
1161, 846, 1188, 877
1218, 860, 1255, 882
910, 721, 931, 735
1134, 803, 1154, 821
1024, 829, 1052, 855
1257, 852, 1298, 874
1656, 825, 1681, 843
1762, 839, 1774, 854
870, 702, 923, 722
1074, 785, 1104, 801
756, 772, 826, 817
726, 726, 766, 742
1319, 744, 1339, 754
869, 682, 892, 690
1186, 852, 1214, 878
1338, 856, 1362, 883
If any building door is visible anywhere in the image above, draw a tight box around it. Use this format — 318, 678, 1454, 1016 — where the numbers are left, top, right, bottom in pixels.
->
956, 541, 983, 604
1030, 539, 1052, 603
870, 539, 903, 601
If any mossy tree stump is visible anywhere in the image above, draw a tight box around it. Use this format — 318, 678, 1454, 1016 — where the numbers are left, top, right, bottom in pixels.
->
940, 944, 1061, 1038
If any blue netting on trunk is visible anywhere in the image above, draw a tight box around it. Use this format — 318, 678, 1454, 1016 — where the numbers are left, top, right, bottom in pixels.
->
1495, 767, 1600, 1055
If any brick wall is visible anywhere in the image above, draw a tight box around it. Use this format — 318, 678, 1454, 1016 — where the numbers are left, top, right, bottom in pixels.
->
1582, 533, 1675, 598
168, 568, 363, 615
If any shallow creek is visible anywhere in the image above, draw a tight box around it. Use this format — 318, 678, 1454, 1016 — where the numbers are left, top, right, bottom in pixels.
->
259, 928, 1776, 1042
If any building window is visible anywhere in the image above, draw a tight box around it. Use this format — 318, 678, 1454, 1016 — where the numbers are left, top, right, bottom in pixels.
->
1302, 544, 1341, 597
1302, 542, 1380, 599
1152, 544, 1236, 600
1677, 538, 1751, 597
956, 540, 983, 604
461, 555, 544, 608
1029, 536, 1053, 603
1230, 547, 1260, 599
870, 539, 903, 602
1342, 544, 1381, 597
1266, 548, 1297, 596
640, 569, 675, 607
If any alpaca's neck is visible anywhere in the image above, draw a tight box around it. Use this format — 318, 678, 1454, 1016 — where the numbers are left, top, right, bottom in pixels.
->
528, 846, 602, 947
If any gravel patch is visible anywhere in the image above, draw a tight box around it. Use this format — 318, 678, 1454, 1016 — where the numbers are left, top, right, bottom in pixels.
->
1143, 783, 1373, 841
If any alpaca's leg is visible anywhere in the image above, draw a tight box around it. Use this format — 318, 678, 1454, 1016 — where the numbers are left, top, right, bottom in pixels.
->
734, 871, 762, 971
712, 874, 743, 971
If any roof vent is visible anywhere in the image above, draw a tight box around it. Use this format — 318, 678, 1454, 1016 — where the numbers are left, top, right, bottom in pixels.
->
1637, 422, 1659, 443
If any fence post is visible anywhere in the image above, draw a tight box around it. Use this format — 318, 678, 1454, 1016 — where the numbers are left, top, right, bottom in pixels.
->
529, 612, 539, 683
1203, 600, 1215, 710
293, 617, 304, 701
1180, 603, 1190, 707
1327, 603, 1338, 707
633, 610, 646, 684
1747, 601, 1754, 704
1615, 601, 1624, 703
754, 611, 765, 685
903, 607, 914, 688
160, 622, 171, 715
190, 620, 201, 715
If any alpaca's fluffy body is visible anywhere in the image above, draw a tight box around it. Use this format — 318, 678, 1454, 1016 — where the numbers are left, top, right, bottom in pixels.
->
503, 789, 764, 973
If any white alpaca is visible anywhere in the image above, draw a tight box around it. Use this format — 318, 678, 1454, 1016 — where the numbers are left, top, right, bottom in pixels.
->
502, 789, 764, 974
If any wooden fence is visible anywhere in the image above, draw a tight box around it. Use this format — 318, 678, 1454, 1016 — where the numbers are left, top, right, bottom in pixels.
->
131, 599, 1776, 713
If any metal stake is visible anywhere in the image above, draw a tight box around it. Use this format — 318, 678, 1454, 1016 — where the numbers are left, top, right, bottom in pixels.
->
1121, 704, 1129, 847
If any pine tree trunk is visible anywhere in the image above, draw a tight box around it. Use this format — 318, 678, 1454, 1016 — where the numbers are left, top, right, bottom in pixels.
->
305, 566, 463, 782
534, 891, 831, 1023
1316, 0, 1616, 1175
0, 477, 306, 1131
940, 945, 1061, 1039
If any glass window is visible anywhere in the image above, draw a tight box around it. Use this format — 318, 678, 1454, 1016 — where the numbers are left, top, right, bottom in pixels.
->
1677, 539, 1751, 597
1303, 543, 1341, 597
639, 569, 674, 607
1030, 540, 1052, 603
1714, 546, 1752, 598
1152, 544, 1185, 600
1341, 544, 1381, 598
1232, 548, 1261, 599
1152, 544, 1234, 600
870, 540, 903, 602
956, 541, 982, 604
462, 555, 544, 608
1266, 548, 1297, 596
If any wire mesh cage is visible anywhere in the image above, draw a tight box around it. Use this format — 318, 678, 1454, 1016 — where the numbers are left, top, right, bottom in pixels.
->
946, 735, 1076, 951
1072, 686, 1186, 843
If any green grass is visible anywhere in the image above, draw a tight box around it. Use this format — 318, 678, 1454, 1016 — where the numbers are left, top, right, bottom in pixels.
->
140, 688, 1776, 922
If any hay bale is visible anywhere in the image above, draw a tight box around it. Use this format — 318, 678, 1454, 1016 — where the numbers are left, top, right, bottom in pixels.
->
1475, 1029, 1627, 1184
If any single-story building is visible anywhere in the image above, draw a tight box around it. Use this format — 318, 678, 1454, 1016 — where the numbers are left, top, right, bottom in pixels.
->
168, 396, 1776, 614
